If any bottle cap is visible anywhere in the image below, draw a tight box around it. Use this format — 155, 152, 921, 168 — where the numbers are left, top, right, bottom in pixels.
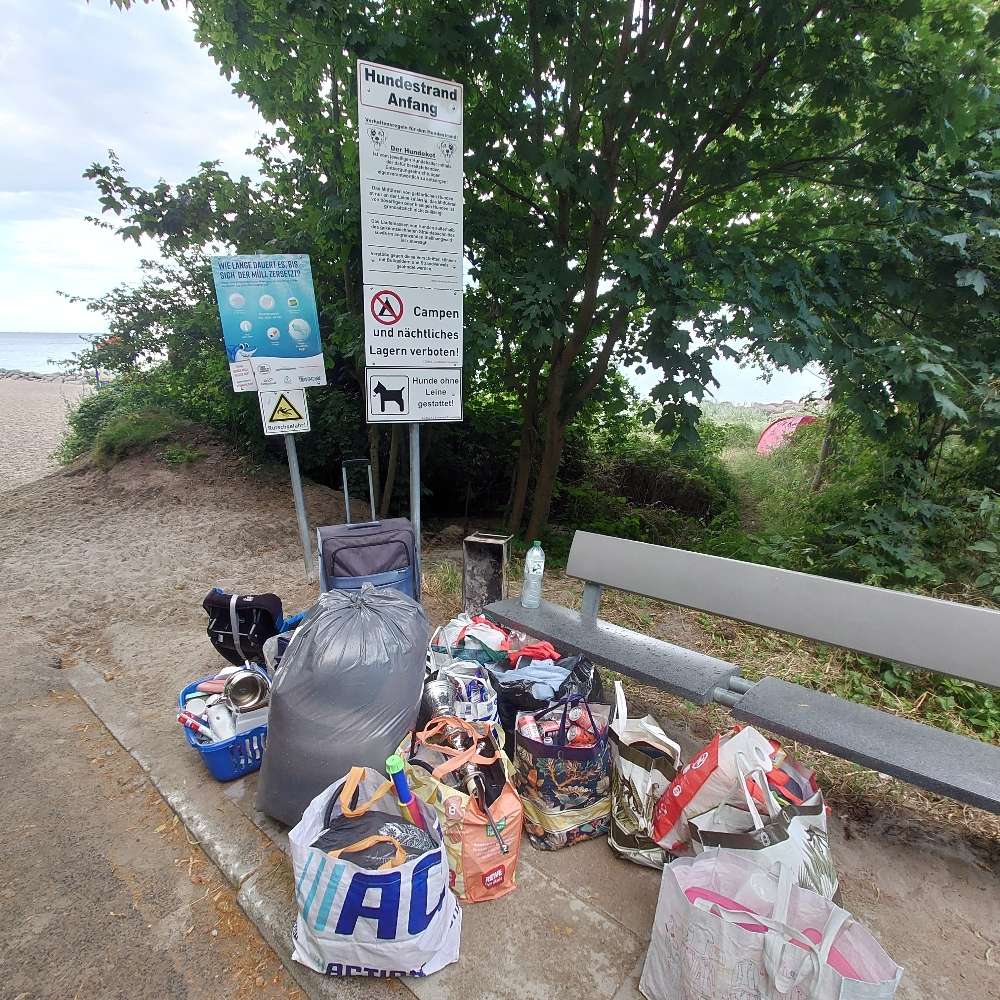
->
385, 754, 405, 775
532, 540, 541, 546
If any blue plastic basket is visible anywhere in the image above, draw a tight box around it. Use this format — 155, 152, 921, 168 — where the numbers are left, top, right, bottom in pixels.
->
178, 679, 268, 782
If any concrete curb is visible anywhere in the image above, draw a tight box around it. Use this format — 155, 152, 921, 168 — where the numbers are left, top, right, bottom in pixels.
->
68, 662, 395, 1000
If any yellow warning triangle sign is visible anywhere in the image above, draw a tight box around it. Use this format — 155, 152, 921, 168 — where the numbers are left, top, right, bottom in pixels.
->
269, 393, 305, 422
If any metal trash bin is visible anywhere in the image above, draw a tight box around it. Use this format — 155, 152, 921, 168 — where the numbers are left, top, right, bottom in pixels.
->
463, 532, 512, 612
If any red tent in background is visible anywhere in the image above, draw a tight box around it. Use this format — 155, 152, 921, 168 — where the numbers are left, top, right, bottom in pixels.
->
756, 414, 818, 455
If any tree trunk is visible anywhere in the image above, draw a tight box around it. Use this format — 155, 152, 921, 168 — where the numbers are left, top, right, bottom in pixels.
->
810, 414, 836, 493
463, 479, 472, 536
525, 370, 568, 540
525, 416, 566, 541
380, 424, 401, 518
507, 440, 533, 534
507, 370, 539, 534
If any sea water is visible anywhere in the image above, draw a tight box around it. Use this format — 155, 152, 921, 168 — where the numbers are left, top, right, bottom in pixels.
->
0, 331, 92, 373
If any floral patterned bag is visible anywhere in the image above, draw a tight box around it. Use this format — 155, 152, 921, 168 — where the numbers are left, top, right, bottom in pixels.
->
513, 696, 611, 850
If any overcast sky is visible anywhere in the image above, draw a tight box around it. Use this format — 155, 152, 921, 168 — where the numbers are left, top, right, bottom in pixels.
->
0, 0, 820, 403
0, 1, 262, 332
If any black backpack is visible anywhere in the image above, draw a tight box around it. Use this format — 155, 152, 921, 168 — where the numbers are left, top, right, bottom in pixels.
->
202, 588, 284, 666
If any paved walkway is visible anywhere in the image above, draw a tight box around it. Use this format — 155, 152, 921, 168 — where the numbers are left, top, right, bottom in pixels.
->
1, 630, 299, 1000
3, 451, 997, 999
69, 652, 1000, 1000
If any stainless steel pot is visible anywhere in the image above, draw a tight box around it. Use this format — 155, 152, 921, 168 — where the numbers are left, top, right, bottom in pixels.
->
224, 669, 270, 712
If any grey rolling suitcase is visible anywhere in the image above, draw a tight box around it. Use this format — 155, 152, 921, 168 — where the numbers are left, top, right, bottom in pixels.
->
316, 459, 418, 599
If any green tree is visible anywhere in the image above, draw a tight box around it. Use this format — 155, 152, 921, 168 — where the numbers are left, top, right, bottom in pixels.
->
179, 0, 1000, 538
104, 0, 999, 539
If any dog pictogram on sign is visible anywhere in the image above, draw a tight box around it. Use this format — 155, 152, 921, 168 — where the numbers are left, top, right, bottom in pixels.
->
368, 373, 410, 415
370, 289, 404, 325
365, 368, 461, 424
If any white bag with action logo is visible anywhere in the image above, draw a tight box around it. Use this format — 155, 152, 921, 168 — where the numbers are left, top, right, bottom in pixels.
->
289, 768, 462, 979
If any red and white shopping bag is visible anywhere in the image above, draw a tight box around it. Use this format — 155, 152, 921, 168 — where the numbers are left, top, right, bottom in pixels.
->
652, 726, 772, 853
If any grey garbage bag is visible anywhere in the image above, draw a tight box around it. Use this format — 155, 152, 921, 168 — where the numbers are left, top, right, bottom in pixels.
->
256, 585, 428, 825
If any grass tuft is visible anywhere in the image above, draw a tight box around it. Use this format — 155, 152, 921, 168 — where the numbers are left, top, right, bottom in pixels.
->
422, 560, 462, 599
92, 408, 183, 468
163, 443, 207, 466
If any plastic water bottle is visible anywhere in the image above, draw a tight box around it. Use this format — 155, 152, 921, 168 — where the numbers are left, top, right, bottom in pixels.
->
521, 540, 545, 608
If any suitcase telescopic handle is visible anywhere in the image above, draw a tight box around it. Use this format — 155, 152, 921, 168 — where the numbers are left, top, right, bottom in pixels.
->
341, 459, 380, 527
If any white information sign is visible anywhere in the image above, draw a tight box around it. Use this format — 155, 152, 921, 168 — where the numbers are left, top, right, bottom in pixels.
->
258, 389, 310, 436
364, 284, 463, 368
365, 368, 462, 424
358, 60, 463, 291
358, 59, 464, 426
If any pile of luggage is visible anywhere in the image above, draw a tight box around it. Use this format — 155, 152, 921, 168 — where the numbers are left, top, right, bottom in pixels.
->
175, 478, 902, 996
176, 590, 303, 780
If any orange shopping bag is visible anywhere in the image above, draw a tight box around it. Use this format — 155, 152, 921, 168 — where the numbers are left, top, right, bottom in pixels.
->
402, 717, 523, 903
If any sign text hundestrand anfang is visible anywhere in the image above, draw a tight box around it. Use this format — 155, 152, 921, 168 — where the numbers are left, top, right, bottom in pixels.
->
358, 60, 463, 289
358, 59, 464, 424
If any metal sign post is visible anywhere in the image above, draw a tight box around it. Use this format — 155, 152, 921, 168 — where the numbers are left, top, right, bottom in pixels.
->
284, 433, 314, 580
409, 423, 421, 592
357, 60, 465, 602
209, 252, 327, 582
257, 388, 314, 580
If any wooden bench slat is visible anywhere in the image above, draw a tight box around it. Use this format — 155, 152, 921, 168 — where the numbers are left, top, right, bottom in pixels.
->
732, 677, 1000, 813
488, 598, 738, 704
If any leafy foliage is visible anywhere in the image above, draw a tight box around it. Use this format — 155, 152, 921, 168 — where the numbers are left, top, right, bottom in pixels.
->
547, 417, 738, 556
701, 406, 1000, 739
91, 0, 1000, 537
80, 0, 999, 738
711, 410, 1000, 599
92, 408, 184, 467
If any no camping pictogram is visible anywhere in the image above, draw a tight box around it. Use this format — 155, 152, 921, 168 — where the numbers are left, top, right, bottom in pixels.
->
370, 289, 404, 325
269, 393, 305, 422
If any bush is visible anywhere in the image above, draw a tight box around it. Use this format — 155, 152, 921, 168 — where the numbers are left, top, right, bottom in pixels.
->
56, 386, 130, 464
92, 408, 184, 467
548, 420, 739, 550
59, 355, 367, 479
59, 375, 212, 462
717, 421, 760, 449
419, 393, 523, 518
707, 411, 1000, 604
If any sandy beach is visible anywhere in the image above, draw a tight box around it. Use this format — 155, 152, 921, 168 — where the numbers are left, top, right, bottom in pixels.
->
0, 376, 85, 492
0, 437, 996, 998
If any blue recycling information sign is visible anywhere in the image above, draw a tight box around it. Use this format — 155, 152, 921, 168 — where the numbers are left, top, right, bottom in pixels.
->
210, 254, 326, 392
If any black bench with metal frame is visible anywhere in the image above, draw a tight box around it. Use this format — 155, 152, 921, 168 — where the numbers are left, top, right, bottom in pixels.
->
487, 530, 1000, 814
